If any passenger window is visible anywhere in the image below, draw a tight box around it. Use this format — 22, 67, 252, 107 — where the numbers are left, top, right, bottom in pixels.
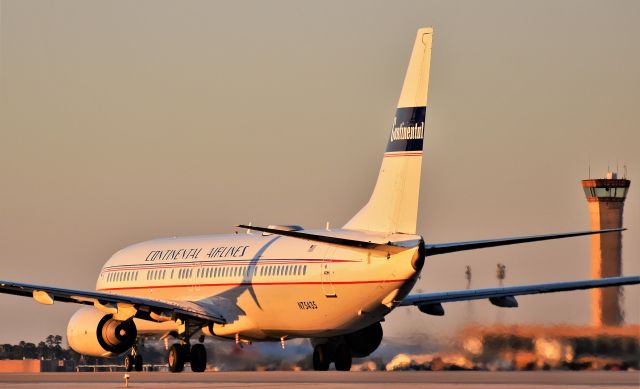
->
303, 265, 307, 275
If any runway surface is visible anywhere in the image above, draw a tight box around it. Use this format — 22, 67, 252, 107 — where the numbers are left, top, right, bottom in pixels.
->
0, 371, 638, 389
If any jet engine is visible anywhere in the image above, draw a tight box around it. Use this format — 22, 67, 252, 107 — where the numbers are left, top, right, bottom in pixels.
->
67, 306, 137, 357
344, 322, 383, 358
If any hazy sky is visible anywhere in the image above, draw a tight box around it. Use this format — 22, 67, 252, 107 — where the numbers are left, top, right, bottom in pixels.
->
1, 0, 638, 345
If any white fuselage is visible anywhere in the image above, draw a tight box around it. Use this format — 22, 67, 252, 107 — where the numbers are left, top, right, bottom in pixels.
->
95, 229, 421, 341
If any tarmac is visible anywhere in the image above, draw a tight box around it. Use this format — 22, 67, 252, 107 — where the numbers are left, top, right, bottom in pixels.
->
0, 371, 638, 389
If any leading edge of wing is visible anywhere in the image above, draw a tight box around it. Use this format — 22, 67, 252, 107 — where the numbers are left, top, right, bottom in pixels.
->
0, 280, 225, 324
425, 228, 625, 256
399, 275, 640, 306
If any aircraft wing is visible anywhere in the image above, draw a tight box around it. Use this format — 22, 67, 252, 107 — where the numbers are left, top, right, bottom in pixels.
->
0, 279, 226, 324
425, 228, 624, 256
399, 276, 640, 311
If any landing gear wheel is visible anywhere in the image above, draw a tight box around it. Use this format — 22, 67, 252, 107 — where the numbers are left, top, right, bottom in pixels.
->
312, 344, 330, 371
334, 343, 352, 371
190, 343, 207, 372
168, 343, 186, 373
134, 354, 143, 372
124, 354, 134, 372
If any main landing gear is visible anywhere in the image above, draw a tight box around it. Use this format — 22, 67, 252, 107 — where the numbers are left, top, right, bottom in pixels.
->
168, 342, 207, 372
124, 345, 143, 372
313, 343, 352, 371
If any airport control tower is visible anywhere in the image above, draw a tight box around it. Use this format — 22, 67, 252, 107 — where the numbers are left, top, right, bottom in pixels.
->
581, 171, 630, 327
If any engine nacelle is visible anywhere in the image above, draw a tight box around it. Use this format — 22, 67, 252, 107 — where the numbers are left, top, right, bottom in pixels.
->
344, 322, 383, 358
67, 306, 137, 357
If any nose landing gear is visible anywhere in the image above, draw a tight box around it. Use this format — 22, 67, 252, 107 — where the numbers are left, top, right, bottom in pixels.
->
124, 345, 143, 372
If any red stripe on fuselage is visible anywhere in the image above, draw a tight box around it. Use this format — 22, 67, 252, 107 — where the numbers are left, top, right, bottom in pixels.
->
96, 278, 410, 292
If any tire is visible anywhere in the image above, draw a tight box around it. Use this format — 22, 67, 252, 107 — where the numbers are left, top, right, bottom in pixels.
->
312, 344, 330, 371
334, 343, 352, 372
124, 354, 134, 372
168, 343, 185, 373
190, 343, 207, 372
134, 354, 143, 372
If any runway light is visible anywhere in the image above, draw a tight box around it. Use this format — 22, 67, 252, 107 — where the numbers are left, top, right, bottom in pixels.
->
123, 373, 130, 387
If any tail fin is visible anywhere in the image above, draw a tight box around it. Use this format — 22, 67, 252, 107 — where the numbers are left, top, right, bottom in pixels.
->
344, 28, 433, 234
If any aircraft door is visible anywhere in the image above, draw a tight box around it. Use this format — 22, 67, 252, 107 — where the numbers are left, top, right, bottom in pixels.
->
192, 262, 202, 293
321, 247, 337, 298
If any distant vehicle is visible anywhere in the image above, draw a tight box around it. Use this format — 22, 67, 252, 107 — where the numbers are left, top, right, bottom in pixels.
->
1, 27, 637, 373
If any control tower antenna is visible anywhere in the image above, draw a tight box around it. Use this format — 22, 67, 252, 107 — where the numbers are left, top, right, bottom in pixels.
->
465, 265, 472, 290
496, 263, 506, 287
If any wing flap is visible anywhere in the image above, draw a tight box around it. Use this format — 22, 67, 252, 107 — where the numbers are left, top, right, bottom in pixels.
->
400, 275, 640, 306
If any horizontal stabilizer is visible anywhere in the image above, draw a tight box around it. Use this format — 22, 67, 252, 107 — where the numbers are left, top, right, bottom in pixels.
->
400, 275, 640, 307
237, 225, 416, 252
425, 228, 625, 256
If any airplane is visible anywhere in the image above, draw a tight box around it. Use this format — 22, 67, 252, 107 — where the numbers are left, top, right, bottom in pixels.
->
1, 27, 638, 373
